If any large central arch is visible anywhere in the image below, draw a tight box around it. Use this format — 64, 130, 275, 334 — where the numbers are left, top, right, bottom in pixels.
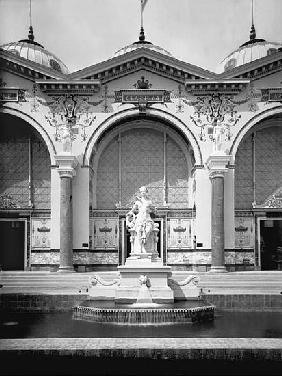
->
91, 118, 195, 209
83, 107, 202, 166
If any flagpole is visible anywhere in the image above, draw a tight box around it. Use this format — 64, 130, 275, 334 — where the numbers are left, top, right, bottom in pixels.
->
141, 0, 143, 29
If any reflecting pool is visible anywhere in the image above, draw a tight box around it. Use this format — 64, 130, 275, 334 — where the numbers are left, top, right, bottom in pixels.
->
1, 310, 282, 338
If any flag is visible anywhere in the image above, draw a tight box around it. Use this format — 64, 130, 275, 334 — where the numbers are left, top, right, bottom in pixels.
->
141, 0, 148, 12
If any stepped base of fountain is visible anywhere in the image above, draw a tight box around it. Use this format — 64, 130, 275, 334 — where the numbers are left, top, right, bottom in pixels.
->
84, 253, 214, 325
73, 300, 215, 325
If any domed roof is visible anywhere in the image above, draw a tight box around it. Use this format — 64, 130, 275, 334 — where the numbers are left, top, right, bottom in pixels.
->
217, 24, 282, 73
114, 27, 172, 58
1, 27, 69, 75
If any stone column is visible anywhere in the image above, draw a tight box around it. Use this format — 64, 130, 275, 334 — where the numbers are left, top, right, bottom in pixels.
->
55, 155, 78, 272
206, 154, 231, 273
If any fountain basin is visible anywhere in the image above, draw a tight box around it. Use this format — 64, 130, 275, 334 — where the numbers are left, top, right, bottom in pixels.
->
73, 300, 215, 325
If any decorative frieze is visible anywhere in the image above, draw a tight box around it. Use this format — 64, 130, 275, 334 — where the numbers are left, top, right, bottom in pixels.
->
167, 251, 191, 264
30, 252, 59, 264
235, 217, 255, 249
192, 251, 211, 265
261, 88, 282, 103
0, 79, 26, 106
91, 218, 119, 250
73, 251, 118, 265
225, 250, 255, 265
167, 218, 194, 249
31, 218, 51, 250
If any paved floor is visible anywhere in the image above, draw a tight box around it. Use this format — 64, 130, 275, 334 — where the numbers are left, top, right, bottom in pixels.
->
1, 337, 282, 352
1, 337, 282, 375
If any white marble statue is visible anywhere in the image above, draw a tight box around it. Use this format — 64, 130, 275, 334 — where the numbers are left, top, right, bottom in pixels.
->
126, 186, 159, 255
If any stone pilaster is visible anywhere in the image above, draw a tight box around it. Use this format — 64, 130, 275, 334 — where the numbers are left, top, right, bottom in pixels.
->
55, 155, 78, 272
206, 154, 231, 273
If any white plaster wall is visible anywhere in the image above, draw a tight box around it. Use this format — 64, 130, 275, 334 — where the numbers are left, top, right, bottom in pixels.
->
50, 168, 60, 249
224, 168, 235, 249
72, 165, 90, 249
194, 168, 211, 249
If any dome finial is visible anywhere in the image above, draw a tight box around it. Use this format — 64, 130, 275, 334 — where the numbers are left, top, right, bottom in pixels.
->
250, 0, 256, 40
28, 0, 35, 42
139, 26, 145, 42
28, 26, 34, 42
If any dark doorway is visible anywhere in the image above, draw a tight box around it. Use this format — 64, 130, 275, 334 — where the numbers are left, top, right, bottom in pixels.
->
0, 221, 25, 270
124, 220, 162, 262
260, 220, 282, 270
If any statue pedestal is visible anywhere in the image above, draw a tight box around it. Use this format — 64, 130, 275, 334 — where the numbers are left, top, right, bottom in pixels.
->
125, 252, 162, 265
115, 257, 174, 304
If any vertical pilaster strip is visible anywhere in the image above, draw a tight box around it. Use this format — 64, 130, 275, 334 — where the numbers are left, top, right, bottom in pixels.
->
28, 137, 33, 208
163, 132, 167, 205
118, 133, 122, 206
252, 132, 256, 206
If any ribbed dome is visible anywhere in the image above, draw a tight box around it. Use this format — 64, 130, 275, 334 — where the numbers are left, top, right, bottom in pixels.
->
114, 41, 172, 58
217, 20, 282, 74
1, 27, 69, 74
217, 40, 282, 73
114, 27, 172, 58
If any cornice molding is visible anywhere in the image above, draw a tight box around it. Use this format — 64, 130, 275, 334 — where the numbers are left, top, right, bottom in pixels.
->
0, 49, 67, 80
69, 48, 216, 81
36, 79, 101, 95
2, 45, 281, 88
185, 79, 250, 95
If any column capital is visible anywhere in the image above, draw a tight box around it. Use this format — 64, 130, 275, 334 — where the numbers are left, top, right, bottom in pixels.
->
206, 153, 232, 179
55, 154, 78, 179
209, 170, 226, 179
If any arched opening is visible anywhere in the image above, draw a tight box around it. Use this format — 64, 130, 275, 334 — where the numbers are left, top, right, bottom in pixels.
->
0, 113, 52, 270
234, 113, 282, 270
88, 117, 196, 269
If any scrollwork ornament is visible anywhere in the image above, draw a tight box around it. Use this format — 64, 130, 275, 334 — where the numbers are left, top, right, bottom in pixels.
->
44, 94, 96, 147
190, 93, 241, 144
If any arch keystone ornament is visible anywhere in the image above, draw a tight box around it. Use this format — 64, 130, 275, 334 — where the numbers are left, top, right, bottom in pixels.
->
55, 154, 78, 272
206, 154, 232, 273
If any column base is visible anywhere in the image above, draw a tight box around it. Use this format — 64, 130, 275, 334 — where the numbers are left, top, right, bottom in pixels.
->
57, 266, 75, 273
209, 266, 227, 273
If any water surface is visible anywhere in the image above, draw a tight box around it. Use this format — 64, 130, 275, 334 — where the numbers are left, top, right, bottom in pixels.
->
1, 311, 282, 338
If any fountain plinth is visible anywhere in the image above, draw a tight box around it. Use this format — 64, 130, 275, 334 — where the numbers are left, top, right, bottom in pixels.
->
116, 262, 174, 304
77, 187, 215, 324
